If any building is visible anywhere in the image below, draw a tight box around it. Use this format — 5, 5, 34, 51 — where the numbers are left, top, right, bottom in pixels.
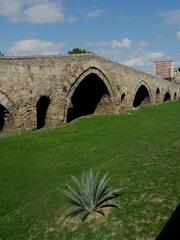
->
154, 60, 175, 80
174, 66, 180, 84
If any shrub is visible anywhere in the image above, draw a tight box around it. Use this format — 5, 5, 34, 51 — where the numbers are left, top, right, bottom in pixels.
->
68, 48, 89, 54
60, 169, 122, 222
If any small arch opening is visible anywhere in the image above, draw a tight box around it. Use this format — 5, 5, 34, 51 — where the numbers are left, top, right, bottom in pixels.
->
67, 73, 111, 122
133, 85, 151, 108
163, 92, 171, 102
0, 104, 9, 131
156, 88, 160, 96
121, 93, 126, 103
156, 88, 161, 103
173, 93, 177, 101
36, 96, 50, 129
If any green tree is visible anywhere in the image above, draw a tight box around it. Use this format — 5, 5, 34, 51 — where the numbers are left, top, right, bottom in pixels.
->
68, 48, 89, 54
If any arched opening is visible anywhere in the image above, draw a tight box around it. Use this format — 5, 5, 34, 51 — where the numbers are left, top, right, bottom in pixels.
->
36, 96, 50, 129
163, 92, 171, 102
173, 93, 177, 101
156, 88, 161, 103
120, 93, 126, 111
156, 88, 160, 95
133, 85, 151, 108
67, 73, 111, 122
121, 93, 126, 103
0, 104, 9, 131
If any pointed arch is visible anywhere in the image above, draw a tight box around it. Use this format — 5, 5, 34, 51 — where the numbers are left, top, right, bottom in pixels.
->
156, 88, 161, 103
132, 81, 152, 108
163, 92, 171, 102
121, 93, 126, 103
36, 96, 50, 129
0, 91, 15, 132
0, 105, 7, 131
64, 67, 115, 122
173, 92, 177, 101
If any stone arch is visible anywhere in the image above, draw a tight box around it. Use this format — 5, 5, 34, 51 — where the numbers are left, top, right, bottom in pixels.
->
121, 93, 126, 103
173, 92, 177, 101
0, 104, 8, 131
0, 91, 15, 132
64, 67, 115, 122
36, 96, 50, 129
156, 88, 161, 103
120, 93, 127, 110
163, 92, 171, 102
132, 81, 152, 108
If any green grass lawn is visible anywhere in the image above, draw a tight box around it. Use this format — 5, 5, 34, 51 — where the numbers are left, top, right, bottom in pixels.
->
0, 102, 180, 240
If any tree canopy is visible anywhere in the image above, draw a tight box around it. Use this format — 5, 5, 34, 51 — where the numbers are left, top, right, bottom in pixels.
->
68, 48, 89, 54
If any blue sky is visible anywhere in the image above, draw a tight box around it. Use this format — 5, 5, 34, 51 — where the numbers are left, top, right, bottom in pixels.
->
0, 0, 180, 73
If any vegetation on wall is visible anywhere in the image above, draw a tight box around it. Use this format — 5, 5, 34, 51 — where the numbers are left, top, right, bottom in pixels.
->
68, 48, 90, 54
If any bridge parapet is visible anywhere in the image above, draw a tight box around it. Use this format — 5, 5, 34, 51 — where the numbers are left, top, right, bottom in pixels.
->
0, 54, 179, 132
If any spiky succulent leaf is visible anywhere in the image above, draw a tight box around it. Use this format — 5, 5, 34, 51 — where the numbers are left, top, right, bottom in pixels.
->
99, 204, 119, 209
94, 210, 105, 217
64, 207, 85, 219
81, 211, 91, 222
97, 189, 122, 208
94, 173, 109, 205
60, 170, 122, 221
61, 185, 87, 208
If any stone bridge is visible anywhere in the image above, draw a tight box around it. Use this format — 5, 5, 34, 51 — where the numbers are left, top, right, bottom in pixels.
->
0, 53, 180, 133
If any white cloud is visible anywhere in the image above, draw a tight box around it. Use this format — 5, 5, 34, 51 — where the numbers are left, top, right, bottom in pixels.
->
86, 10, 103, 18
8, 39, 64, 56
177, 31, 180, 39
0, 0, 64, 24
86, 38, 164, 73
146, 52, 164, 59
123, 39, 164, 68
139, 41, 148, 49
86, 38, 132, 49
162, 9, 180, 24
24, 2, 64, 24
86, 41, 109, 49
132, 40, 148, 57
68, 15, 78, 23
0, 0, 22, 18
111, 38, 132, 48
123, 52, 164, 68
123, 57, 144, 67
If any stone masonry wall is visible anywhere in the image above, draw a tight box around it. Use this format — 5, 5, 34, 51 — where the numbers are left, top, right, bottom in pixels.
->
0, 54, 179, 133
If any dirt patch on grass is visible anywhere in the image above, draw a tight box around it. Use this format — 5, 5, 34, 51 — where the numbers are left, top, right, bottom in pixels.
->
57, 207, 112, 229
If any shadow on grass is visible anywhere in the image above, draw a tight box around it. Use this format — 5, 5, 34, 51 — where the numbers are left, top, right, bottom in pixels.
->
156, 203, 180, 240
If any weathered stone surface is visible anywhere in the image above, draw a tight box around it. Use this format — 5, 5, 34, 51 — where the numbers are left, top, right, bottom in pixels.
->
0, 53, 179, 133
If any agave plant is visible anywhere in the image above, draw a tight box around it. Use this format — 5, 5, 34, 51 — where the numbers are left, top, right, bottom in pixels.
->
60, 169, 122, 222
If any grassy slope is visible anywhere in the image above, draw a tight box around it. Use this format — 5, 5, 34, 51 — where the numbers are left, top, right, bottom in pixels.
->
0, 102, 180, 240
